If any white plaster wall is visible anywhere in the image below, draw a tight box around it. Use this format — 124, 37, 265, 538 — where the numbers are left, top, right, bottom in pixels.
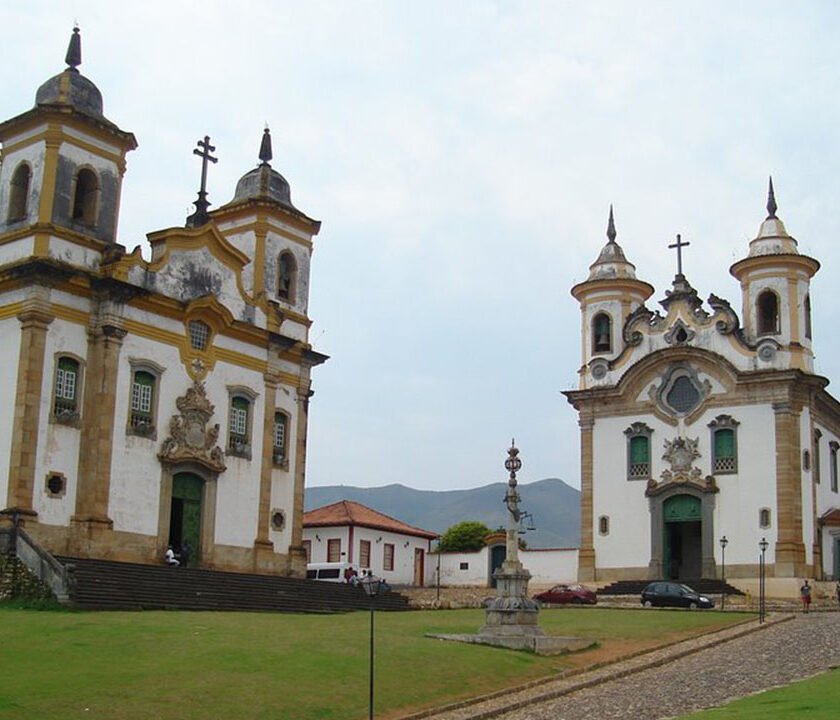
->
432, 549, 490, 586
220, 227, 256, 296
520, 548, 579, 584
303, 526, 350, 563
0, 236, 36, 266
0, 316, 22, 506
32, 318, 88, 526
47, 235, 103, 270
267, 385, 299, 552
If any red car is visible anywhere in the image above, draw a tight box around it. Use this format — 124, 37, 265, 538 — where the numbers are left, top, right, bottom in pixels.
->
534, 583, 597, 605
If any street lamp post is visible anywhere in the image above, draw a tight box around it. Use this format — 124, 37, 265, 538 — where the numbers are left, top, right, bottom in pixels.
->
759, 537, 768, 624
719, 535, 728, 611
359, 574, 385, 719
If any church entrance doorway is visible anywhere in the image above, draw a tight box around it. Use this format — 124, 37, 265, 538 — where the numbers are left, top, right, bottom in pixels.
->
169, 472, 203, 567
663, 494, 702, 580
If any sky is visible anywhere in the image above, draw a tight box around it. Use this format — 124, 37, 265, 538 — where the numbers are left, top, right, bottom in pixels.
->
3, 2, 840, 492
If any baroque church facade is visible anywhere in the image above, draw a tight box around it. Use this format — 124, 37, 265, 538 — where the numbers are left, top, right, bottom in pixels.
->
0, 29, 326, 576
565, 189, 840, 584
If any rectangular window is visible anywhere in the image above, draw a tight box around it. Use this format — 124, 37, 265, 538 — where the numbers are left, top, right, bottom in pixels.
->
227, 395, 252, 458
54, 357, 79, 414
129, 370, 156, 433
831, 442, 839, 493
814, 431, 822, 484
713, 429, 737, 473
327, 538, 341, 563
273, 411, 288, 464
359, 540, 371, 568
302, 540, 311, 563
628, 436, 650, 479
383, 543, 394, 571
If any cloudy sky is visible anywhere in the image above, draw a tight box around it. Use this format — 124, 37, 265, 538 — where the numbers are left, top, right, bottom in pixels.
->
4, 2, 840, 493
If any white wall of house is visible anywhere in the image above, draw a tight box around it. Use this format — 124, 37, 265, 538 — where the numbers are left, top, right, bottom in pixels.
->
427, 547, 579, 587
302, 525, 433, 586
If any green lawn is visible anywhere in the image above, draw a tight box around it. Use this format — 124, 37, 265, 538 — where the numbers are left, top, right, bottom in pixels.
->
0, 606, 750, 720
680, 667, 840, 719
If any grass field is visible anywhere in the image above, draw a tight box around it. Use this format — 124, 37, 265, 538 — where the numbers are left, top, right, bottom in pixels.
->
0, 606, 751, 720
680, 667, 840, 719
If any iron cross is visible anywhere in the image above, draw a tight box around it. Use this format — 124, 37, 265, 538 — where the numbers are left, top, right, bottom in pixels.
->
193, 135, 218, 198
668, 233, 690, 276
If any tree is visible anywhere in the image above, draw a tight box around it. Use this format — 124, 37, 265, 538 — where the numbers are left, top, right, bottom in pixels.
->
437, 520, 491, 552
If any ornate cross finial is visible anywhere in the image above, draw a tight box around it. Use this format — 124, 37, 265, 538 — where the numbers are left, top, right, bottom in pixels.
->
185, 136, 218, 228
668, 233, 690, 277
259, 126, 273, 166
766, 176, 777, 219
606, 204, 617, 243
65, 25, 82, 71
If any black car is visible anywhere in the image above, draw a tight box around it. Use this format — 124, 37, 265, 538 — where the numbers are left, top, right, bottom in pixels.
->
640, 581, 715, 609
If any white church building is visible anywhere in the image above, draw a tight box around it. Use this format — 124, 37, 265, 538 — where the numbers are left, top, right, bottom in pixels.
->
0, 29, 326, 576
565, 190, 840, 585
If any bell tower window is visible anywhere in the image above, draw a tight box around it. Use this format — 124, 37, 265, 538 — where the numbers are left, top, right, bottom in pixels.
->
804, 294, 812, 340
757, 289, 779, 335
72, 168, 99, 226
278, 251, 297, 303
7, 163, 31, 222
592, 312, 612, 354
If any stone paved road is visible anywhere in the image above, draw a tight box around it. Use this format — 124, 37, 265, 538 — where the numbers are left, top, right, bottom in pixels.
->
406, 613, 840, 720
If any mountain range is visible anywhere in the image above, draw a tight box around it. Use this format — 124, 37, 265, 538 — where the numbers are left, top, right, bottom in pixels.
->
304, 477, 581, 548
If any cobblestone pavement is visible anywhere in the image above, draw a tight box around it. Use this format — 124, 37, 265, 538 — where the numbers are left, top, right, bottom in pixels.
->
404, 613, 840, 720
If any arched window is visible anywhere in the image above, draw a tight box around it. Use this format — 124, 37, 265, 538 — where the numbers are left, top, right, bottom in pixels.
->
757, 289, 779, 335
592, 312, 612, 353
72, 168, 99, 225
278, 251, 297, 302
227, 389, 257, 460
7, 163, 31, 222
624, 422, 653, 480
804, 294, 812, 340
129, 368, 159, 436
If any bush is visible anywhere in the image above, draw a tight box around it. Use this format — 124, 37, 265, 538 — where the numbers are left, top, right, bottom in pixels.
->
437, 521, 492, 552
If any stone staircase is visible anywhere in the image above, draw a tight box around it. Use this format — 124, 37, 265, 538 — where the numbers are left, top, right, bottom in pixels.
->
597, 579, 745, 596
57, 556, 410, 613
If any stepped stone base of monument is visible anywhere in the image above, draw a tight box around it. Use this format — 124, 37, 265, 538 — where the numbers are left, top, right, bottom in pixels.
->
427, 631, 594, 655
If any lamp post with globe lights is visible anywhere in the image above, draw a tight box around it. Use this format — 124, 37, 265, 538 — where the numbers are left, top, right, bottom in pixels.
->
359, 574, 386, 719
759, 537, 768, 624
719, 535, 728, 610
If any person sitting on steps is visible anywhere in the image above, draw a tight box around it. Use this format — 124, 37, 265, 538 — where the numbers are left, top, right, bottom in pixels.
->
165, 545, 180, 567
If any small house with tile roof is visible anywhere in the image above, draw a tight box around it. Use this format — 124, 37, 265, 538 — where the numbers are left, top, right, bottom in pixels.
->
303, 500, 437, 586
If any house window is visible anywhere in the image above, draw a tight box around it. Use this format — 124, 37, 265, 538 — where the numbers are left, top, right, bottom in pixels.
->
188, 320, 211, 351
831, 442, 839, 493
592, 312, 612, 353
227, 395, 252, 458
625, 422, 653, 480
598, 515, 610, 536
757, 289, 780, 335
359, 540, 371, 569
8, 163, 31, 222
459, 562, 469, 570
383, 543, 394, 571
302, 540, 311, 563
278, 251, 297, 302
814, 430, 822, 484
327, 538, 341, 563
273, 411, 289, 465
759, 508, 772, 529
53, 356, 81, 423
804, 294, 812, 340
709, 415, 739, 474
129, 370, 157, 436
72, 168, 98, 225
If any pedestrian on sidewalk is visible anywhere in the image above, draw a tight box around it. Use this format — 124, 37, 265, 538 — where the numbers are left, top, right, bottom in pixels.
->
835, 579, 839, 607
799, 579, 811, 613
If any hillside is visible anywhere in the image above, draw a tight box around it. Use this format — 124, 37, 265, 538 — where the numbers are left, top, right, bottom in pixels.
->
304, 477, 580, 548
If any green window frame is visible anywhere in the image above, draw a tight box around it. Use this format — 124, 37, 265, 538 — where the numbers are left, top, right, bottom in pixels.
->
54, 356, 80, 420
625, 422, 653, 480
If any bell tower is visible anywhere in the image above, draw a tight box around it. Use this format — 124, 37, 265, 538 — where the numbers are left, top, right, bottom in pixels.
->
0, 27, 137, 259
571, 207, 654, 389
730, 179, 819, 372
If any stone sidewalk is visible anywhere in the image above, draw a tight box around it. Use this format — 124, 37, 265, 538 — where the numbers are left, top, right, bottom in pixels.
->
399, 612, 840, 720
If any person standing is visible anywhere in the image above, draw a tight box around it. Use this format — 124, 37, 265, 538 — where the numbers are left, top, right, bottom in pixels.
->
799, 579, 812, 613
835, 579, 839, 608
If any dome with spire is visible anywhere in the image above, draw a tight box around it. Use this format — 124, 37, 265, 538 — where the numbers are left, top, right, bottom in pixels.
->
35, 27, 104, 118
747, 177, 799, 257
231, 128, 296, 209
585, 205, 640, 281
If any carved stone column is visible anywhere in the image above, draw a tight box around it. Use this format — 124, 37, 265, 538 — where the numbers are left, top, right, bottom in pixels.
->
577, 415, 596, 581
5, 295, 54, 516
71, 323, 126, 545
773, 401, 806, 577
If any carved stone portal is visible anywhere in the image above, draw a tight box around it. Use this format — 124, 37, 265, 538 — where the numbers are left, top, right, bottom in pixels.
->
158, 380, 226, 473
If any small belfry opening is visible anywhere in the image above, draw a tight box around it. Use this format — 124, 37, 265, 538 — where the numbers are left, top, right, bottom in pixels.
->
277, 251, 297, 302
592, 312, 612, 353
7, 163, 31, 221
757, 289, 780, 335
72, 168, 99, 225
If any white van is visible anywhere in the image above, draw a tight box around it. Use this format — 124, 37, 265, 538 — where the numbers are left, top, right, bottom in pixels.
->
306, 562, 353, 583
